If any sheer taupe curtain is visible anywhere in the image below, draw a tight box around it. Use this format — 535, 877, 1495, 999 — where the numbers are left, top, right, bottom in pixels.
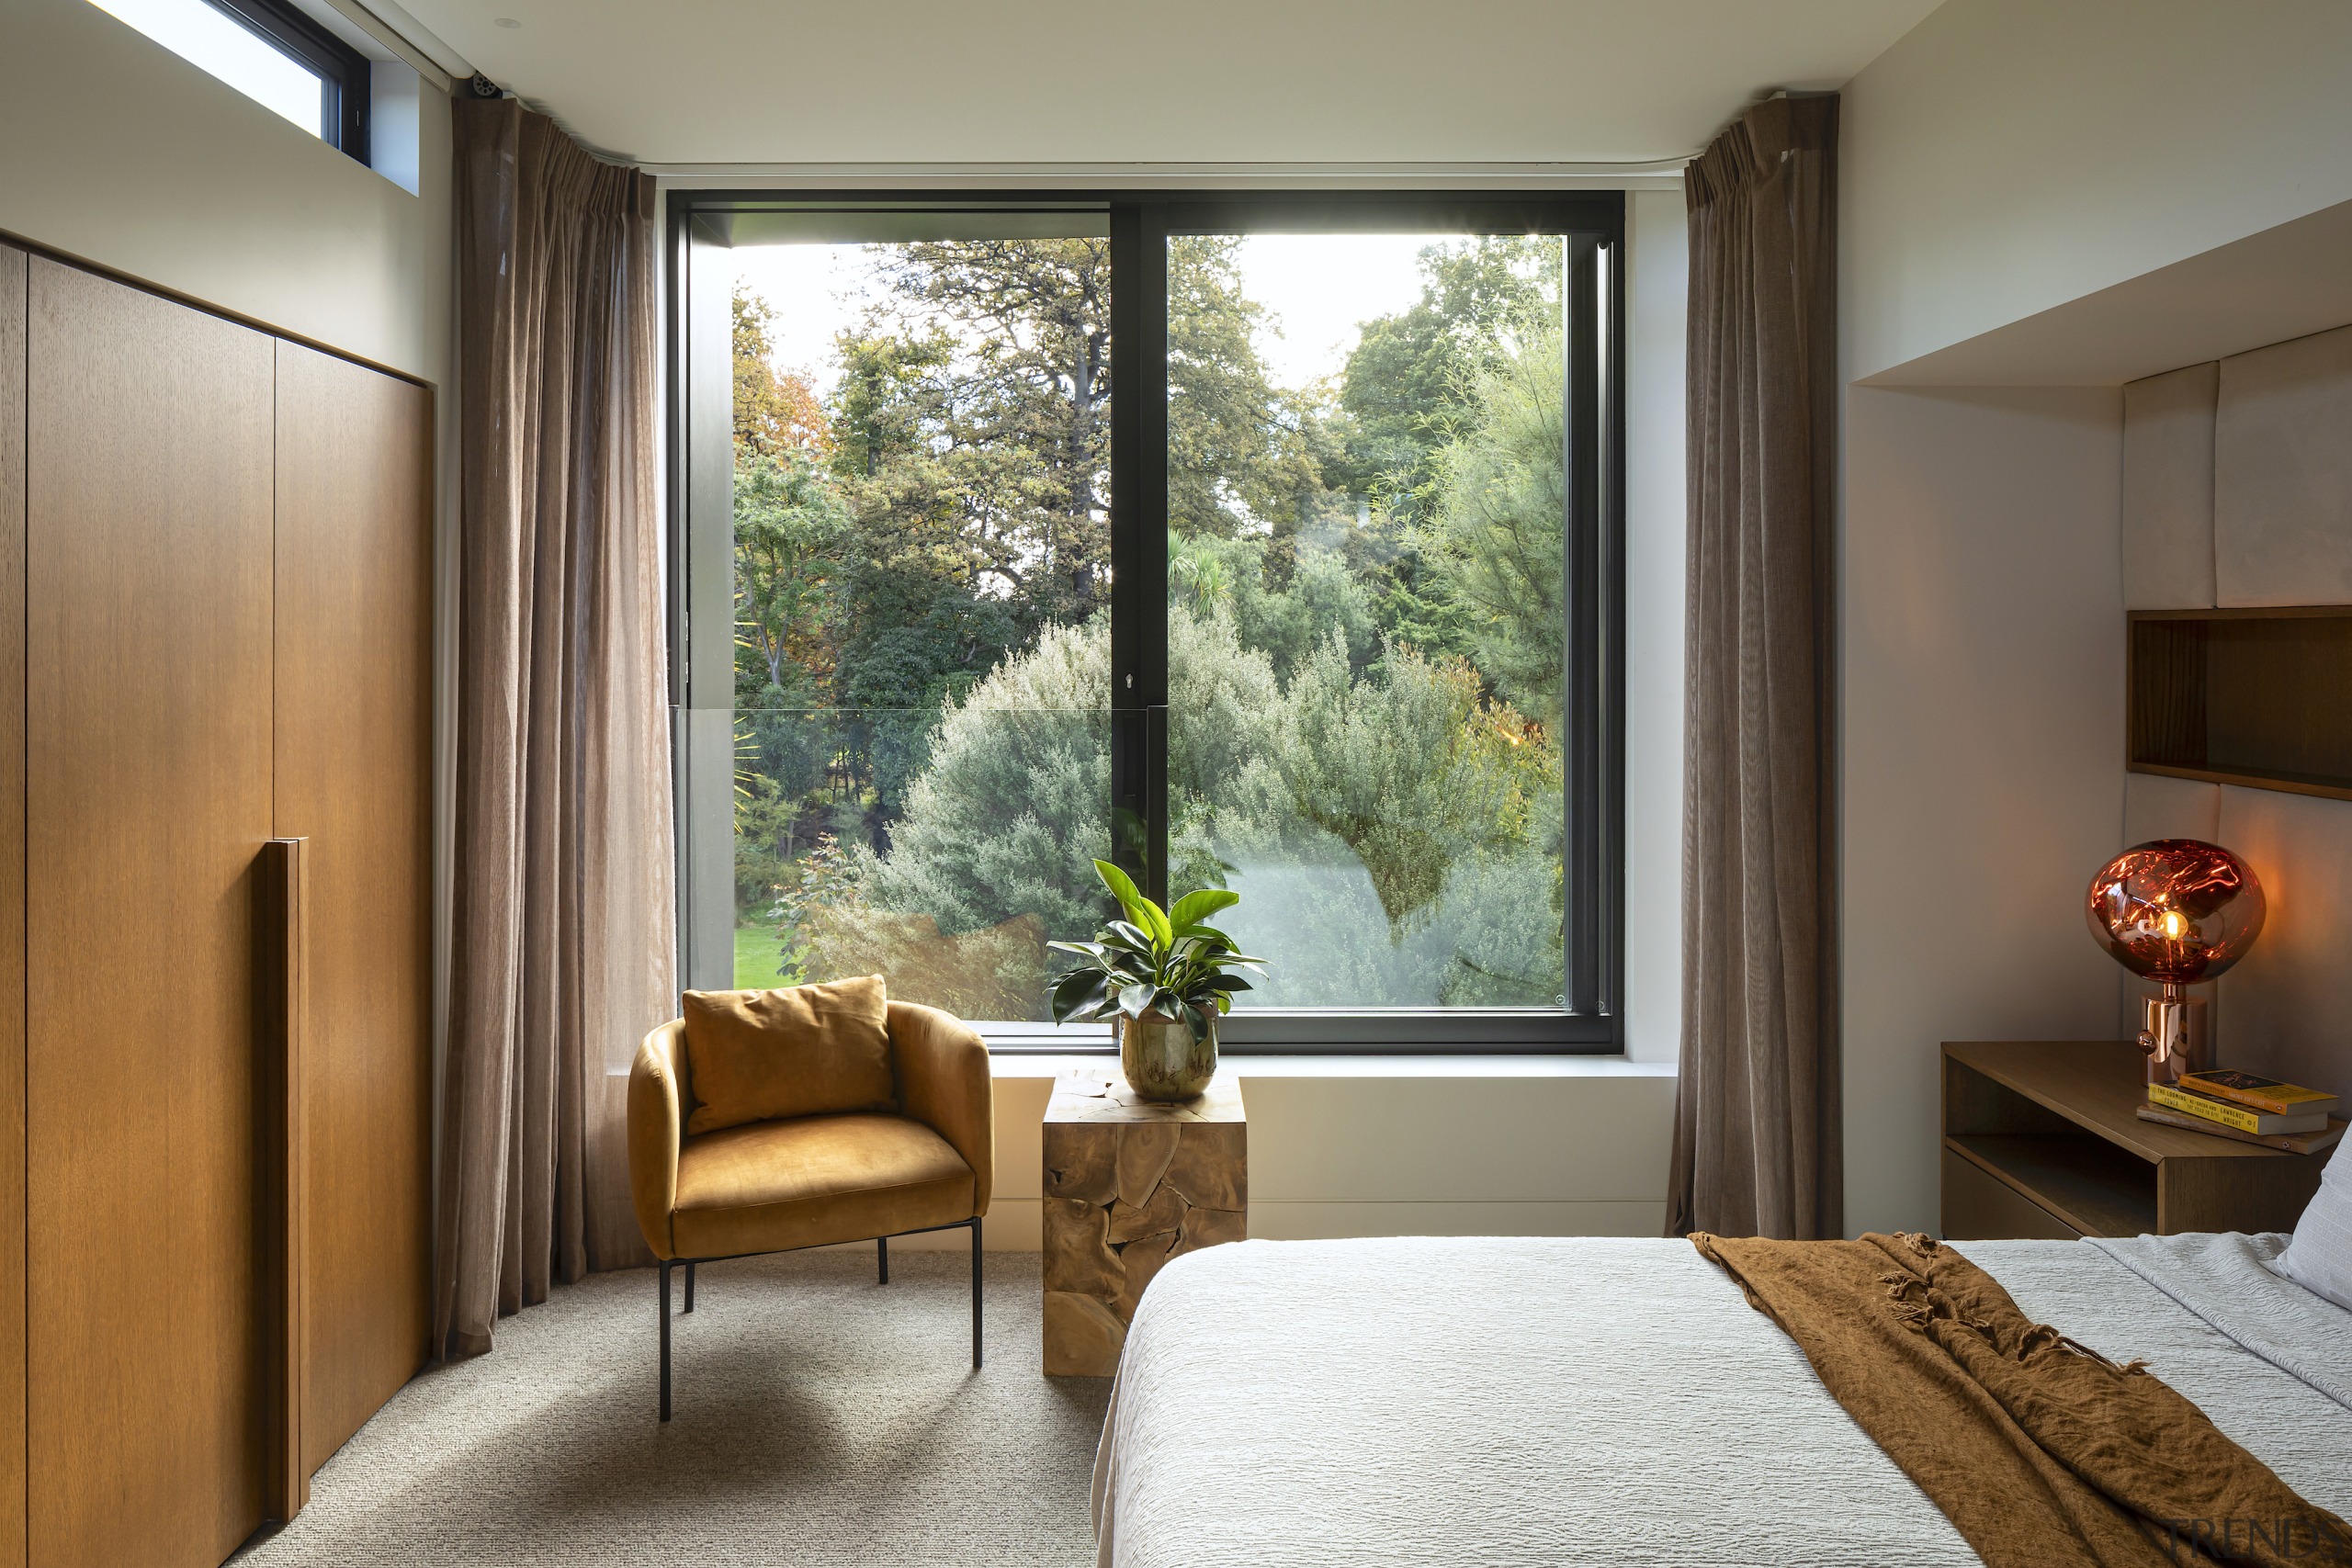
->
1667, 96, 1841, 1241
437, 97, 676, 1358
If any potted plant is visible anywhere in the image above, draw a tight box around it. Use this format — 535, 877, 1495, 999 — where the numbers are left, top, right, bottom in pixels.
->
1048, 860, 1265, 1101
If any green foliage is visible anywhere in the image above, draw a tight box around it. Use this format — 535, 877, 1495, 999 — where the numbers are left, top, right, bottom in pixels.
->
1423, 324, 1567, 731
858, 616, 1113, 942
729, 237, 1318, 880
1282, 638, 1540, 923
763, 832, 860, 984
1330, 237, 1562, 521
805, 588, 1560, 1011
726, 235, 1575, 1012
1170, 531, 1377, 685
840, 241, 1111, 628
1048, 862, 1262, 1039
1329, 237, 1562, 664
1166, 237, 1323, 541
767, 831, 1054, 1022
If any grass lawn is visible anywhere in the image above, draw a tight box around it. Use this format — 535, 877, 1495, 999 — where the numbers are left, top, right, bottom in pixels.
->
732, 922, 789, 991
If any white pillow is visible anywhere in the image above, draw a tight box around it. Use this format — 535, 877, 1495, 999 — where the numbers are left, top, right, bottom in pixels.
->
2276, 1134, 2352, 1313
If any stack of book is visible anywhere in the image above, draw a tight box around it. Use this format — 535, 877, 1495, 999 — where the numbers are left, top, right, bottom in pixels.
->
2139, 1069, 2346, 1155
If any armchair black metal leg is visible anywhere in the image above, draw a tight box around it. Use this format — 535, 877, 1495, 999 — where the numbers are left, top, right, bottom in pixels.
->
684, 1260, 695, 1314
877, 1235, 888, 1285
659, 1259, 673, 1423
970, 1217, 983, 1369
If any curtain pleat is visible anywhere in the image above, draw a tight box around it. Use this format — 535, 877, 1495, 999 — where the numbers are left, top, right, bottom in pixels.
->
438, 97, 675, 1359
1667, 96, 1842, 1241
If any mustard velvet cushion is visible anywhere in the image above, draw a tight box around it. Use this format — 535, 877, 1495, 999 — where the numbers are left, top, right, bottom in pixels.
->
669, 1112, 974, 1259
681, 976, 897, 1134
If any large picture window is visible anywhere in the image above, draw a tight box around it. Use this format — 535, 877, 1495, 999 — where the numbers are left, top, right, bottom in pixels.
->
669, 194, 1623, 1051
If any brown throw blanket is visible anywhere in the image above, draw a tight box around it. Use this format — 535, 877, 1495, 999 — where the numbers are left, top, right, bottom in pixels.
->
1692, 1231, 2351, 1567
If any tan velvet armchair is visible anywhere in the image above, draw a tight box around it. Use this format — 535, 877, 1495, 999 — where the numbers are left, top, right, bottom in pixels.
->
628, 998, 993, 1420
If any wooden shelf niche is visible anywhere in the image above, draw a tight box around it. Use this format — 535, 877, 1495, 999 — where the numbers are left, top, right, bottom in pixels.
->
2130, 606, 2352, 801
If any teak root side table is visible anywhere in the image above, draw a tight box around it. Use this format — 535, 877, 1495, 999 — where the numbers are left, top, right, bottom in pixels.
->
1042, 1068, 1247, 1376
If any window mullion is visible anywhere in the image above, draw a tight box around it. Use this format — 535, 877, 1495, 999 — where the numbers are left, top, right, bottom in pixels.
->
1108, 204, 1170, 906
1564, 231, 1605, 1016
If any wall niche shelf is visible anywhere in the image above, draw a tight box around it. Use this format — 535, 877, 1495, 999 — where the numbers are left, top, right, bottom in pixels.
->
2130, 605, 2352, 802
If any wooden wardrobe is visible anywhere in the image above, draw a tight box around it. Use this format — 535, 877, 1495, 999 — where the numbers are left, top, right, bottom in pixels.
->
0, 243, 435, 1568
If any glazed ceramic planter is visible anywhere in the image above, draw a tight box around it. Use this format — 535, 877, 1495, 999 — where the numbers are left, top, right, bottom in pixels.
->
1115, 1010, 1217, 1101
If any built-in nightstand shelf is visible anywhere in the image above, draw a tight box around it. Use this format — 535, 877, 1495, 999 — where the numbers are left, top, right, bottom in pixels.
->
1940, 1041, 2326, 1238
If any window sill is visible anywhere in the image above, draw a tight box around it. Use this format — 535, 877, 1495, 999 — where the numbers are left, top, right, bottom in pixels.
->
986, 1052, 1676, 1079
978, 1010, 1615, 1054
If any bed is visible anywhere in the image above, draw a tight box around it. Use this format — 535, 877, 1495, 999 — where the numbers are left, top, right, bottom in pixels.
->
1091, 1233, 2352, 1567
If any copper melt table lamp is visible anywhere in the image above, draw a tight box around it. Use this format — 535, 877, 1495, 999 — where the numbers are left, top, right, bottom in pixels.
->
2085, 839, 2266, 1085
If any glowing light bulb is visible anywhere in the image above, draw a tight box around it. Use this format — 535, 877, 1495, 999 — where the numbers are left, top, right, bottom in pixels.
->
2159, 908, 2188, 942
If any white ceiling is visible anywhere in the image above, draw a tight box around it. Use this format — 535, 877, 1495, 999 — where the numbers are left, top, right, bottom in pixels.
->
390, 0, 1942, 170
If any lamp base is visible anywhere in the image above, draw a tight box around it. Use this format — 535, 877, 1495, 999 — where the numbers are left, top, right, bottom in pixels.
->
2137, 993, 2210, 1085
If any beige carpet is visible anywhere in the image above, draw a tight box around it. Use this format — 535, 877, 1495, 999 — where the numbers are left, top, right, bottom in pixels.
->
235, 1251, 1111, 1567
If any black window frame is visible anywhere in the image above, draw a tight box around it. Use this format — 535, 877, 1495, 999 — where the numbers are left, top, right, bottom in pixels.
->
206, 0, 371, 161
666, 189, 1626, 1055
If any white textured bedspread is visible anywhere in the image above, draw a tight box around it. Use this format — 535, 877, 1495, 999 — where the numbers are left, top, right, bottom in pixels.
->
1091, 1235, 2352, 1568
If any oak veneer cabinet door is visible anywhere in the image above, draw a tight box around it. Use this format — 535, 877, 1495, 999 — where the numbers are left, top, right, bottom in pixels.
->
271, 341, 434, 1480
26, 258, 275, 1568
0, 243, 26, 1568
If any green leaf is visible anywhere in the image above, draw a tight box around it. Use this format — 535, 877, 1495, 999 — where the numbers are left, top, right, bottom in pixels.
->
1170, 924, 1235, 952
1049, 970, 1109, 1023
1117, 980, 1157, 1017
1091, 856, 1140, 905
1168, 888, 1239, 930
1091, 859, 1166, 935
1101, 922, 1155, 959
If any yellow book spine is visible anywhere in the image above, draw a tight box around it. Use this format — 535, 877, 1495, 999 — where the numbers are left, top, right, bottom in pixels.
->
2148, 1082, 2264, 1134
2181, 1077, 2335, 1112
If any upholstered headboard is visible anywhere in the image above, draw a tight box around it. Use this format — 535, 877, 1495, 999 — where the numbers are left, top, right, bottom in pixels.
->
2119, 324, 2352, 1097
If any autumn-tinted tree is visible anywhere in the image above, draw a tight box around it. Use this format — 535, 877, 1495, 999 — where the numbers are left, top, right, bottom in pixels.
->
733, 289, 831, 458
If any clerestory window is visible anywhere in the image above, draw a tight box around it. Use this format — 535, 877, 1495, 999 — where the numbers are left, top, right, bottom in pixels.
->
89, 0, 371, 161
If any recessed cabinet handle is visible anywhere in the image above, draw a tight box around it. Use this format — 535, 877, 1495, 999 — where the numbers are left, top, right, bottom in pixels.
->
256, 837, 309, 1523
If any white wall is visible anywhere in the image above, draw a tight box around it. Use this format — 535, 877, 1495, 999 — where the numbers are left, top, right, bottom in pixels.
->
1621, 187, 1688, 1065
1839, 386, 2125, 1234
0, 0, 452, 382
1843, 0, 2352, 384
882, 1056, 1679, 1251
1835, 0, 2352, 1232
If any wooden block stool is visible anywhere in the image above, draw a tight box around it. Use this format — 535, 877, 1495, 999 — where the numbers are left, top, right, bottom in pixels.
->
1041, 1068, 1247, 1375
